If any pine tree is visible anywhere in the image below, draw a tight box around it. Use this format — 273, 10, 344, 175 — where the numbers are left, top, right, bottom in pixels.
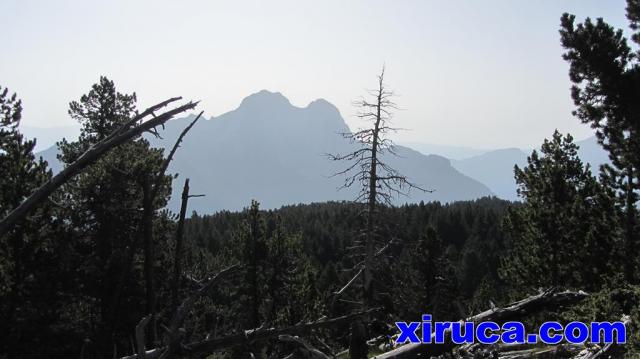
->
56, 77, 172, 353
500, 131, 619, 292
0, 85, 67, 357
560, 0, 640, 282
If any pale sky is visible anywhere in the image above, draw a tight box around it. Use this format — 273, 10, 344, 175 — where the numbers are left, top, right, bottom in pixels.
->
0, 0, 631, 148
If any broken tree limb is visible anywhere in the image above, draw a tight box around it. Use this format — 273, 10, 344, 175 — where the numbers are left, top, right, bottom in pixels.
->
279, 335, 330, 359
121, 307, 383, 359
0, 98, 198, 237
373, 288, 589, 359
332, 237, 395, 298
142, 112, 202, 343
135, 315, 152, 359
170, 178, 191, 316
572, 314, 630, 359
182, 307, 382, 358
334, 267, 364, 296
497, 344, 582, 358
152, 111, 203, 198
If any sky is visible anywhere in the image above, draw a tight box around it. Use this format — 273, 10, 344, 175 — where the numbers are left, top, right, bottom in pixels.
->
0, 0, 632, 149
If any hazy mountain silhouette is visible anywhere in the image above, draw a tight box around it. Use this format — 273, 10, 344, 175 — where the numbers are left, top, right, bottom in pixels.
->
452, 148, 528, 200
448, 136, 609, 200
34, 93, 611, 208
37, 90, 493, 213
400, 142, 489, 160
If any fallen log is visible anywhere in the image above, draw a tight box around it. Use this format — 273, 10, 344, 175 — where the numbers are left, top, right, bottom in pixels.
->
497, 344, 582, 358
279, 334, 330, 359
572, 314, 630, 359
120, 308, 382, 359
373, 288, 588, 359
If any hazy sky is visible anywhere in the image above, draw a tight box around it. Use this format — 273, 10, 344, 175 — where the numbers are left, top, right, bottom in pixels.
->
0, 0, 631, 148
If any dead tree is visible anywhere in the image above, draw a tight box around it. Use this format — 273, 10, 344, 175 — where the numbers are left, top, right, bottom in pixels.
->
0, 97, 198, 237
328, 66, 430, 308
141, 112, 203, 344
328, 66, 430, 359
170, 177, 204, 315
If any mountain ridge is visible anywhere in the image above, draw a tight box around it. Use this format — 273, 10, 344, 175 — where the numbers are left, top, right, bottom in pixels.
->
36, 90, 494, 212
33, 91, 610, 210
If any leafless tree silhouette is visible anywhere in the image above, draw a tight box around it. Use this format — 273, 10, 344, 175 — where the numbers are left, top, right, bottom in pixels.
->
328, 66, 431, 310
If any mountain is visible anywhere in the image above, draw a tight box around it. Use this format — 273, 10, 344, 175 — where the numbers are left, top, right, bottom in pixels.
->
37, 144, 63, 174
575, 135, 610, 170
452, 148, 528, 200
449, 135, 609, 201
37, 90, 493, 213
400, 142, 489, 160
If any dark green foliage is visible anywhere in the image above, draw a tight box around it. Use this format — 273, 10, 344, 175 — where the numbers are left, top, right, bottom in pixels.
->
0, 86, 73, 357
0, 78, 182, 358
53, 77, 175, 354
500, 131, 620, 292
185, 198, 512, 327
560, 1, 640, 282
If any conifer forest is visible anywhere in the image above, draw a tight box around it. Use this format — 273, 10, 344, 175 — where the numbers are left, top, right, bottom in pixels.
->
1, 1, 640, 358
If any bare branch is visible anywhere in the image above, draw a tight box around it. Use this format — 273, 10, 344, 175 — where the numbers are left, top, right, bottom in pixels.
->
0, 98, 198, 237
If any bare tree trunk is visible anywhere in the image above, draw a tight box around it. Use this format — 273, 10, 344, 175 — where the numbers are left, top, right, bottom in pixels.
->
141, 178, 156, 344
171, 178, 190, 315
364, 76, 384, 308
143, 112, 202, 344
357, 68, 385, 359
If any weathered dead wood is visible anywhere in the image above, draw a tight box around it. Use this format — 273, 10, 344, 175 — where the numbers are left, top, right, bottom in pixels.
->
183, 307, 381, 358
334, 267, 364, 296
373, 288, 589, 359
332, 238, 395, 298
571, 314, 630, 359
496, 344, 581, 358
121, 307, 383, 359
170, 178, 191, 316
142, 112, 202, 343
0, 97, 198, 237
135, 315, 152, 359
153, 112, 203, 198
279, 335, 330, 359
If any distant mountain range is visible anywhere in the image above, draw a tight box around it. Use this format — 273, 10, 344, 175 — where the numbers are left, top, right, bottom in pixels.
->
449, 137, 608, 200
33, 90, 609, 212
